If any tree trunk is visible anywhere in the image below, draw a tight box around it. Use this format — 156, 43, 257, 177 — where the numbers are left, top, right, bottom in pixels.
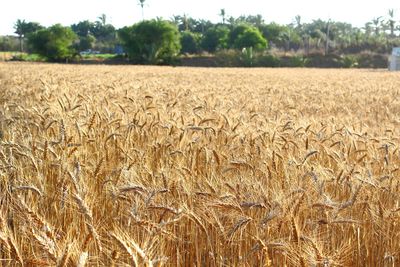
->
19, 36, 23, 52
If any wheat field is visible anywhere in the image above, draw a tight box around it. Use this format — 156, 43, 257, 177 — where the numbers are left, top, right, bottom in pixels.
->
1, 63, 400, 266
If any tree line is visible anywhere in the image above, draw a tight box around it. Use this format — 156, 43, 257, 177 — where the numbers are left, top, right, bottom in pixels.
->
2, 9, 400, 64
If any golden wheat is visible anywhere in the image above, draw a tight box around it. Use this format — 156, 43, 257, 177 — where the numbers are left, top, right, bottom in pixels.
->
1, 62, 400, 266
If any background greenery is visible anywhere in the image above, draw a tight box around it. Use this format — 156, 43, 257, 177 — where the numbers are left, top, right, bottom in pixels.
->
2, 6, 400, 67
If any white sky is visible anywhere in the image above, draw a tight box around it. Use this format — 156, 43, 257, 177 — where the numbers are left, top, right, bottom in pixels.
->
2, 0, 400, 35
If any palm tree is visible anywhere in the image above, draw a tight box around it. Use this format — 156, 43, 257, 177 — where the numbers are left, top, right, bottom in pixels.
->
253, 14, 264, 28
279, 27, 294, 52
182, 14, 189, 31
372, 17, 383, 36
170, 15, 181, 26
228, 16, 236, 28
98, 14, 107, 26
138, 0, 146, 20
387, 9, 396, 37
294, 15, 302, 31
363, 22, 373, 37
325, 19, 331, 55
14, 19, 27, 52
219, 9, 226, 24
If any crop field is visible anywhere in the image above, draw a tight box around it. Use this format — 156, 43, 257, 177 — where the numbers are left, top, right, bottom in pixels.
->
1, 63, 400, 266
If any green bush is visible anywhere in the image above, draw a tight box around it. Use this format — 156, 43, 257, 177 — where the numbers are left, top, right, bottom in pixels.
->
10, 53, 45, 62
240, 47, 254, 67
180, 31, 201, 54
77, 34, 96, 51
200, 26, 229, 53
228, 24, 250, 47
254, 53, 281, 67
27, 24, 78, 61
215, 49, 281, 67
233, 27, 267, 50
288, 55, 310, 67
215, 49, 242, 67
119, 19, 181, 64
340, 55, 359, 68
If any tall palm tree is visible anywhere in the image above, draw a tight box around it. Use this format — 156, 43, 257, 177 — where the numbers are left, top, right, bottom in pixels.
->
325, 19, 331, 55
98, 14, 107, 26
182, 14, 189, 31
138, 0, 146, 20
387, 9, 396, 37
254, 14, 264, 28
294, 15, 302, 31
228, 16, 236, 28
219, 9, 226, 24
372, 17, 383, 36
363, 22, 373, 37
14, 19, 27, 52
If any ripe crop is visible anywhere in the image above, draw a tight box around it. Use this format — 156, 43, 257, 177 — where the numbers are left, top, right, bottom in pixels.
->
1, 63, 400, 266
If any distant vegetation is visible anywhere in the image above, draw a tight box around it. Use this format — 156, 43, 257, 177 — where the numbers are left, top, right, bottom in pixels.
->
119, 20, 181, 64
2, 8, 400, 67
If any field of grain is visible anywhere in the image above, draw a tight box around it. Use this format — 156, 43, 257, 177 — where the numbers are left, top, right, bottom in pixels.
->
1, 63, 400, 266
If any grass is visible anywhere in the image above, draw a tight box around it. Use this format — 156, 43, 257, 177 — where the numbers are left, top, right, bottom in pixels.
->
0, 51, 22, 61
0, 52, 45, 62
0, 63, 400, 266
80, 53, 119, 60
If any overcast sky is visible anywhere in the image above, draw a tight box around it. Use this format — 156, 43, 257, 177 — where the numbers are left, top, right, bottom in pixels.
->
2, 0, 400, 35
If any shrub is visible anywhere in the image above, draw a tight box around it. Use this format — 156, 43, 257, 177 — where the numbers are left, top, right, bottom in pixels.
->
180, 31, 201, 54
340, 55, 359, 68
288, 55, 310, 67
215, 49, 242, 67
254, 53, 281, 67
76, 34, 96, 51
234, 28, 267, 50
119, 19, 181, 64
10, 53, 45, 62
240, 47, 254, 67
228, 24, 250, 47
200, 26, 229, 53
27, 24, 78, 61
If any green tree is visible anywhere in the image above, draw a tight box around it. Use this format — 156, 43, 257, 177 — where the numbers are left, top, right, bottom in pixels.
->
28, 24, 78, 61
233, 27, 267, 50
14, 19, 43, 52
119, 19, 181, 64
193, 19, 213, 34
71, 20, 95, 37
372, 17, 383, 36
387, 9, 396, 37
98, 14, 107, 26
294, 15, 302, 31
200, 26, 229, 52
90, 17, 117, 52
14, 19, 27, 52
259, 23, 287, 47
220, 9, 226, 24
244, 14, 264, 28
0, 36, 19, 51
77, 35, 96, 51
180, 31, 201, 54
170, 15, 199, 32
228, 24, 250, 47
71, 20, 100, 52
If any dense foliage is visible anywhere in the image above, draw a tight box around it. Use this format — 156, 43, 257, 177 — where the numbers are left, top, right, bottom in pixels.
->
201, 26, 229, 52
71, 16, 117, 53
180, 31, 201, 54
232, 26, 267, 50
27, 24, 78, 61
119, 19, 181, 64
4, 9, 400, 66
